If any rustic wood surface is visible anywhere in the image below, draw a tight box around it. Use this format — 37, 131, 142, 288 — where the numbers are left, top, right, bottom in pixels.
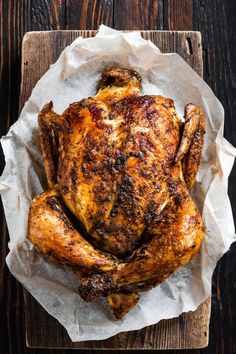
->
21, 29, 209, 350
0, 1, 235, 354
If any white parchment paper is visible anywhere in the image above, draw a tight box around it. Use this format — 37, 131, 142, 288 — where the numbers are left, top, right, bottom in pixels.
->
1, 25, 236, 341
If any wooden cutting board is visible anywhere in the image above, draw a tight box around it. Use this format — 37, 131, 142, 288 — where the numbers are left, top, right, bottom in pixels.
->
20, 30, 211, 350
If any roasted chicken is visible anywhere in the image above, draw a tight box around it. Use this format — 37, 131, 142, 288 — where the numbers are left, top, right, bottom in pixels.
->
28, 67, 205, 319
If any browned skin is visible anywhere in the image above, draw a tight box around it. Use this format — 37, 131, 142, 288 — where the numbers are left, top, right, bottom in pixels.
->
107, 292, 139, 319
180, 104, 206, 189
28, 67, 205, 318
28, 187, 119, 274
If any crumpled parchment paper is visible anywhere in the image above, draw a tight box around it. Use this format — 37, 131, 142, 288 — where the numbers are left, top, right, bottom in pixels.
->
0, 25, 236, 342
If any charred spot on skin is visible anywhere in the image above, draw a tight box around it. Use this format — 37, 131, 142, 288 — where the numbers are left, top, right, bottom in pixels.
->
108, 112, 115, 120
114, 156, 126, 172
79, 274, 117, 301
129, 151, 142, 158
169, 151, 178, 166
138, 184, 147, 196
174, 194, 182, 206
145, 201, 164, 224
167, 180, 179, 196
96, 121, 107, 130
70, 168, 78, 185
140, 143, 147, 153
137, 95, 155, 107
93, 184, 112, 203
124, 108, 132, 120
140, 135, 155, 154
109, 199, 120, 217
114, 176, 141, 221
146, 108, 159, 120
119, 176, 134, 199
139, 169, 153, 180
110, 208, 118, 217
64, 110, 83, 127
99, 154, 126, 175
146, 200, 157, 214
107, 157, 115, 172
88, 104, 105, 121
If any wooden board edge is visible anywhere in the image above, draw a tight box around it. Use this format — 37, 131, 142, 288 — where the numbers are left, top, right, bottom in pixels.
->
22, 29, 202, 35
21, 30, 202, 40
24, 292, 211, 349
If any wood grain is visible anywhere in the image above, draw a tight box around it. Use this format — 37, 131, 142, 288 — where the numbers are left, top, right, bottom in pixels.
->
194, 1, 236, 353
0, 0, 235, 353
0, 2, 31, 354
114, 0, 162, 29
21, 30, 209, 350
164, 0, 193, 30
31, 0, 66, 30
65, 0, 113, 29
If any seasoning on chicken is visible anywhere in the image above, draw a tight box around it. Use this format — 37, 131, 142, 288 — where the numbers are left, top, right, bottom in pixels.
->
28, 67, 205, 319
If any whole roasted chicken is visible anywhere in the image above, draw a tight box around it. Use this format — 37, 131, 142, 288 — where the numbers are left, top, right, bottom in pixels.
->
28, 68, 205, 319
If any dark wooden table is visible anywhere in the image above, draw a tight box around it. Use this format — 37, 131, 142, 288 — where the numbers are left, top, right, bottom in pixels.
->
0, 1, 235, 353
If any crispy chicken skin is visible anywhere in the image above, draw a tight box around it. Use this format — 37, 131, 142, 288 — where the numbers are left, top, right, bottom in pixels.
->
28, 67, 206, 319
